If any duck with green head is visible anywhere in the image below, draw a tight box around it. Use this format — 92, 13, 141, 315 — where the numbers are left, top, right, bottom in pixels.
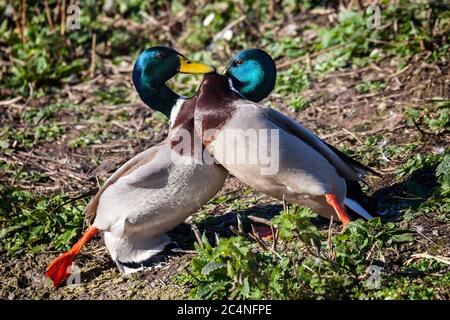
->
224, 48, 276, 102
46, 47, 277, 287
132, 46, 214, 117
194, 48, 379, 228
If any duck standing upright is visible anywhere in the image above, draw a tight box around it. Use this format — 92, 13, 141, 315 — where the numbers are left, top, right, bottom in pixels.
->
46, 47, 277, 287
194, 49, 378, 225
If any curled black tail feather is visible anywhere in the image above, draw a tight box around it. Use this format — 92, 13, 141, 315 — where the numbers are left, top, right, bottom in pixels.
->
54, 187, 99, 211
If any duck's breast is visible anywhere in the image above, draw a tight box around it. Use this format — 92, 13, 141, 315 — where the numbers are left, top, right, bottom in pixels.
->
94, 145, 227, 238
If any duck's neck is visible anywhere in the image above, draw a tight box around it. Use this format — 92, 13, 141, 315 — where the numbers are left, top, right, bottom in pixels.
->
196, 73, 236, 133
133, 63, 181, 117
136, 83, 180, 118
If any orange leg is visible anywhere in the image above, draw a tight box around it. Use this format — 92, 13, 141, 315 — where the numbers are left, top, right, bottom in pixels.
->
325, 193, 350, 226
46, 226, 98, 288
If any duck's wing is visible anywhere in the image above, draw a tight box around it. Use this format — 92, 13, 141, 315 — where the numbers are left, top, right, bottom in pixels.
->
264, 107, 378, 219
84, 141, 170, 223
321, 141, 381, 177
263, 107, 374, 181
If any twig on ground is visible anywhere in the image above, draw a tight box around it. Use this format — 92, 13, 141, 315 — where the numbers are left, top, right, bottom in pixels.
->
237, 214, 244, 234
44, 0, 55, 33
247, 215, 271, 226
276, 44, 348, 70
11, 149, 33, 186
190, 225, 203, 248
0, 96, 23, 106
60, 0, 66, 36
90, 34, 97, 78
327, 215, 334, 252
405, 253, 450, 266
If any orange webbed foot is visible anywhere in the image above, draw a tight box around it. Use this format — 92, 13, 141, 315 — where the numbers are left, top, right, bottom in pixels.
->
325, 193, 351, 227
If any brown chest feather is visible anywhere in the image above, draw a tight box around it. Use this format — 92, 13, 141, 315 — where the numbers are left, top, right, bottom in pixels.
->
195, 74, 238, 142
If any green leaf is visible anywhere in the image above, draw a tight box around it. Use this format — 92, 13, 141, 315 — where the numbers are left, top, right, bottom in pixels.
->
201, 262, 227, 275
390, 232, 414, 243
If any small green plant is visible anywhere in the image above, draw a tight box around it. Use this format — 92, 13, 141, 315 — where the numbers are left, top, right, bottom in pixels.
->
0, 122, 65, 151
356, 80, 386, 94
276, 66, 310, 94
33, 123, 66, 143
435, 154, 450, 197
396, 153, 445, 179
21, 103, 68, 124
0, 187, 86, 256
288, 96, 310, 112
404, 153, 450, 222
189, 234, 266, 299
275, 66, 310, 110
69, 130, 111, 149
317, 10, 374, 57
94, 86, 131, 105
340, 135, 417, 169
183, 206, 418, 300
393, 151, 450, 222
405, 101, 450, 134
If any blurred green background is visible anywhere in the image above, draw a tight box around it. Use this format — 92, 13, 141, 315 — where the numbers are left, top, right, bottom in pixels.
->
1, 0, 448, 101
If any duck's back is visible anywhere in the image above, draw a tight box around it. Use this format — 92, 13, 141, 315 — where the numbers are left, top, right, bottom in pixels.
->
204, 101, 345, 198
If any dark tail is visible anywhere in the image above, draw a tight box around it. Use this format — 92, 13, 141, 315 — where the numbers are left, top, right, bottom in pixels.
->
345, 180, 379, 220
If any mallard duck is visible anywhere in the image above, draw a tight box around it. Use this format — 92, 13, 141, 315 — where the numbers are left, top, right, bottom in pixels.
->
194, 49, 378, 226
46, 47, 219, 287
46, 47, 277, 287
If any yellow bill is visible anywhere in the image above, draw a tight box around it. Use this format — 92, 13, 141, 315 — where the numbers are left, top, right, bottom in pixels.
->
179, 57, 215, 74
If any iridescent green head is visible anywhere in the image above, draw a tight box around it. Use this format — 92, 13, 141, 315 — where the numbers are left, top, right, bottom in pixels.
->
133, 46, 215, 116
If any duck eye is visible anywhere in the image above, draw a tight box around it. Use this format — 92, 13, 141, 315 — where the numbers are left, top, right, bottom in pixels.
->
155, 52, 165, 60
235, 59, 243, 65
